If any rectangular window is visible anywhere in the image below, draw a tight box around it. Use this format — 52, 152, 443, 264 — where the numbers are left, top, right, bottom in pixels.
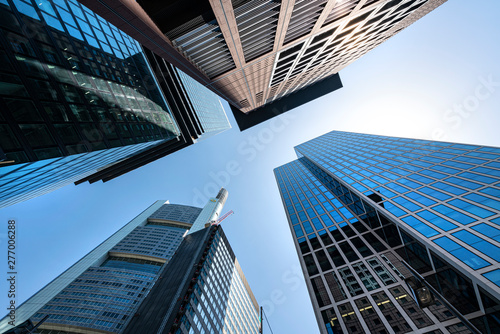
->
432, 204, 475, 225
433, 236, 490, 270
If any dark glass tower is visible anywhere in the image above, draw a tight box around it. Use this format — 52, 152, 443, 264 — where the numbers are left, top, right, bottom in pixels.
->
275, 131, 500, 334
0, 0, 230, 208
0, 189, 259, 334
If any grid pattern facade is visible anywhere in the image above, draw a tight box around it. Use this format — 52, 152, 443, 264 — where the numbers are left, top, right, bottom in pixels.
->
148, 203, 202, 225
0, 0, 186, 208
0, 0, 179, 163
21, 203, 193, 333
140, 0, 446, 112
0, 141, 159, 208
176, 229, 260, 334
175, 68, 231, 140
274, 131, 500, 334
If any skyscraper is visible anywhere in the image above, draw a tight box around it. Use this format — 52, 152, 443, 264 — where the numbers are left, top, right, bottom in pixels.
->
0, 0, 230, 208
275, 131, 500, 333
0, 188, 260, 334
79, 0, 447, 129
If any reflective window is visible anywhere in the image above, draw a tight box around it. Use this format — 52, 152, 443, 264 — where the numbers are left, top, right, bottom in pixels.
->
402, 216, 439, 237
432, 204, 475, 225
448, 199, 495, 218
416, 210, 457, 231
433, 237, 490, 270
471, 223, 500, 242
483, 269, 500, 288
464, 193, 500, 211
452, 230, 500, 262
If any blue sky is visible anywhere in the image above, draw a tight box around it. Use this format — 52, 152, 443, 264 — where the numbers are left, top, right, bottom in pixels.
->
2, 0, 500, 333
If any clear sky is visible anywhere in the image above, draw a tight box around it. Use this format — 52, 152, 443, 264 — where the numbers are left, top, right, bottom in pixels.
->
1, 0, 500, 333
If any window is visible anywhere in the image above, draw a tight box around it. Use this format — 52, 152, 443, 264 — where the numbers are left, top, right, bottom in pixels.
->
433, 237, 490, 270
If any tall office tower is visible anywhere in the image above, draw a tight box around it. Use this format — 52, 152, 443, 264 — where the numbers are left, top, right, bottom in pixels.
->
0, 0, 230, 208
78, 0, 446, 129
0, 189, 259, 334
275, 131, 500, 334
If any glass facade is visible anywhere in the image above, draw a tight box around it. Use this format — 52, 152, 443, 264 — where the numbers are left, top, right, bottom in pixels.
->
0, 0, 183, 208
275, 130, 500, 334
0, 0, 232, 209
0, 192, 259, 334
176, 229, 260, 334
29, 204, 191, 333
175, 68, 231, 141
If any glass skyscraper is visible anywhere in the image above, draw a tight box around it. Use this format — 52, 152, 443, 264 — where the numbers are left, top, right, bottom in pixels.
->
275, 130, 500, 333
0, 188, 259, 334
0, 0, 230, 208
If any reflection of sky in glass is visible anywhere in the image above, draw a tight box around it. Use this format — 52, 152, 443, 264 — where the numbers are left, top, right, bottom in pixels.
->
25, 58, 179, 135
13, 0, 137, 59
7, 0, 179, 136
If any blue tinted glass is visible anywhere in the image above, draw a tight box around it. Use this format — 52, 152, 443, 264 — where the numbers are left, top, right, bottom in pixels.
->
298, 211, 307, 222
471, 223, 500, 239
320, 214, 333, 226
402, 216, 439, 237
411, 160, 431, 167
69, 2, 85, 18
361, 179, 377, 188
383, 202, 406, 217
444, 177, 482, 190
339, 207, 353, 219
330, 211, 343, 223
467, 151, 497, 159
352, 183, 367, 192
443, 160, 472, 169
434, 237, 461, 251
433, 181, 467, 195
293, 225, 304, 238
393, 197, 421, 211
451, 143, 476, 150
486, 161, 500, 169
479, 187, 500, 198
418, 186, 451, 201
450, 248, 490, 270
472, 167, 500, 178
474, 241, 500, 262
458, 172, 496, 184
306, 208, 316, 218
416, 210, 457, 231
408, 174, 433, 184
376, 187, 396, 198
14, 1, 40, 20
464, 193, 500, 211
58, 8, 77, 27
397, 179, 421, 188
452, 230, 482, 244
483, 270, 500, 288
490, 217, 500, 227
390, 168, 410, 176
420, 169, 447, 179
311, 218, 323, 230
431, 165, 460, 174
432, 205, 475, 224
405, 192, 436, 206
67, 25, 84, 40
41, 12, 64, 31
448, 199, 495, 218
386, 182, 409, 193
455, 156, 486, 164
303, 222, 314, 234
